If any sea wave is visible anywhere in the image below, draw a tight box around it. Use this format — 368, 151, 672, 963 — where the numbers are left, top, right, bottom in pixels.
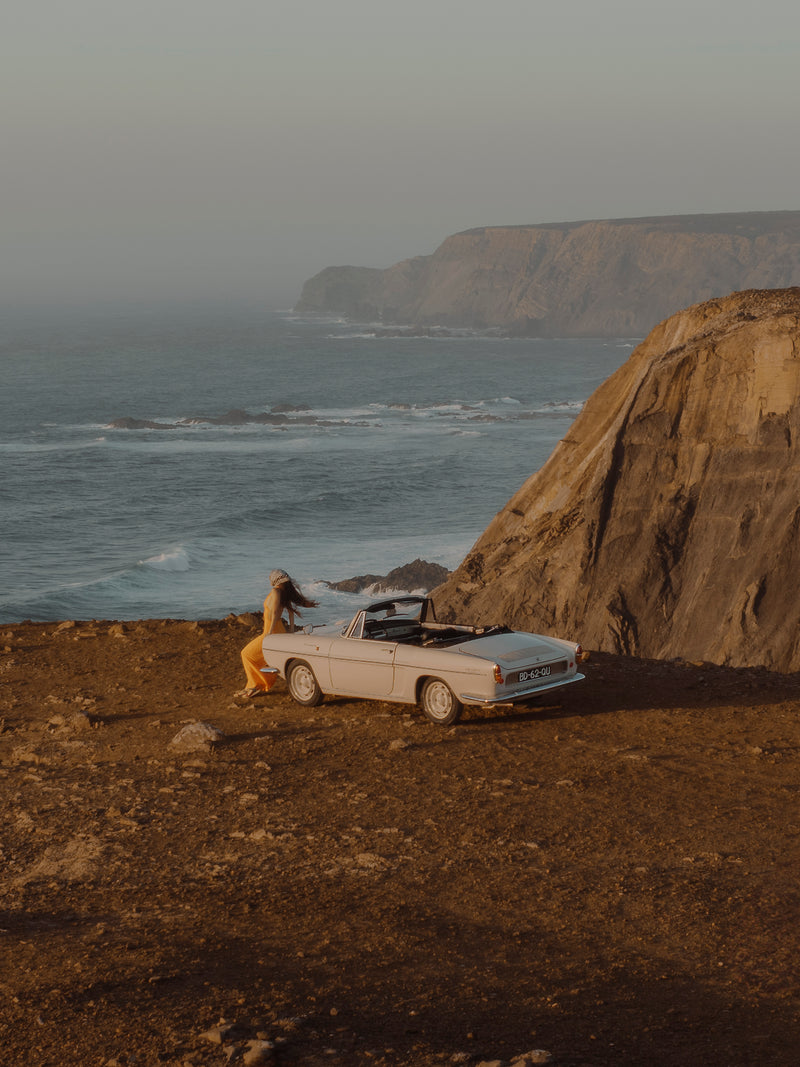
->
531, 399, 586, 414
0, 437, 108, 454
282, 312, 348, 326
87, 390, 597, 431
324, 322, 508, 342
90, 398, 575, 435
14, 398, 589, 461
139, 546, 191, 572
0, 542, 207, 622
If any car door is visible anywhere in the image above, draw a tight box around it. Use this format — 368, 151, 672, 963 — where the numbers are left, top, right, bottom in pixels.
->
327, 635, 396, 697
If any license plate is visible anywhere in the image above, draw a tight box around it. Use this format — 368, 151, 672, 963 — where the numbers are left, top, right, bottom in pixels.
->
509, 660, 566, 685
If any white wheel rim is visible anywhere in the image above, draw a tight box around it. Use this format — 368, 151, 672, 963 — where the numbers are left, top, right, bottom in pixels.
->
426, 682, 452, 719
292, 666, 316, 701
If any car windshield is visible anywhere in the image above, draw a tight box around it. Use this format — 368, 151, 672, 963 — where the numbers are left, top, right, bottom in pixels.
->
364, 599, 424, 625
345, 596, 432, 640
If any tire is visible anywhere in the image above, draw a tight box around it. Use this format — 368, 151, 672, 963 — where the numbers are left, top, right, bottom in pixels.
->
420, 677, 463, 726
287, 660, 324, 707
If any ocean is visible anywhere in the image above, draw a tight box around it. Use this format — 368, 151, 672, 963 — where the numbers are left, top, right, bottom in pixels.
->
0, 304, 633, 625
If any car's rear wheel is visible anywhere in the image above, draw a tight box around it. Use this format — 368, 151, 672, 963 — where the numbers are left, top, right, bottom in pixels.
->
287, 660, 324, 707
420, 678, 463, 725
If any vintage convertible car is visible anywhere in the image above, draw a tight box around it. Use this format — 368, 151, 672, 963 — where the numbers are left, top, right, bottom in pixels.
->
261, 595, 584, 725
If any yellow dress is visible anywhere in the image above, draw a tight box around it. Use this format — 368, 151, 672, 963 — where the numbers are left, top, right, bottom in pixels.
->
240, 596, 286, 692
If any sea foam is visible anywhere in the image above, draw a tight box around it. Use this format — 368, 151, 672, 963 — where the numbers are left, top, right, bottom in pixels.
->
140, 547, 191, 572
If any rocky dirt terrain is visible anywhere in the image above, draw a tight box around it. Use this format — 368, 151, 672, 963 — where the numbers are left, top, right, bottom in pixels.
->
2, 616, 799, 1066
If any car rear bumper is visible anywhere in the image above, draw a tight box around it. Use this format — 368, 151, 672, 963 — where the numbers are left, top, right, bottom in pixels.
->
459, 672, 585, 706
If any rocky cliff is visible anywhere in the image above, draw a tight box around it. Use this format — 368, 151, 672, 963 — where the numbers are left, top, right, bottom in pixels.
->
433, 287, 800, 672
295, 212, 800, 337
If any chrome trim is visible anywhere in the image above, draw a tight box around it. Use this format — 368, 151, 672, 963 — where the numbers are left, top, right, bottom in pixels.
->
459, 672, 585, 705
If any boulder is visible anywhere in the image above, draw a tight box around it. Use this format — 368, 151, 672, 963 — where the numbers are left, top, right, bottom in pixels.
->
433, 288, 800, 671
169, 722, 225, 752
326, 558, 450, 595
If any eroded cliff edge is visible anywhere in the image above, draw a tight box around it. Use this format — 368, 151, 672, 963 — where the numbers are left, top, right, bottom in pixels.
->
433, 287, 800, 671
296, 212, 800, 337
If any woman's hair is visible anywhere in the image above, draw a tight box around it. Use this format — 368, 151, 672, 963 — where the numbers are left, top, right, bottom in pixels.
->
276, 578, 318, 616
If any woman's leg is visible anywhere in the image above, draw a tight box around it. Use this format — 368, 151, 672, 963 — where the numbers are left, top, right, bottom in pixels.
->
240, 634, 276, 692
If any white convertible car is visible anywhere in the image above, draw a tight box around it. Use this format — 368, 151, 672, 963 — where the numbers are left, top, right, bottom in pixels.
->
261, 595, 584, 725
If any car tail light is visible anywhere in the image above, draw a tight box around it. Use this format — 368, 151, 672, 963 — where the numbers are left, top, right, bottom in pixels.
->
493, 663, 504, 684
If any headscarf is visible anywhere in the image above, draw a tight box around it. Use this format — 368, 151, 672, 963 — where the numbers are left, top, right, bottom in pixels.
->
269, 568, 290, 587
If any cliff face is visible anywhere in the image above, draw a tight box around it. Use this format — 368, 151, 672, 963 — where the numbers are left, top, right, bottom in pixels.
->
433, 287, 800, 672
295, 212, 800, 337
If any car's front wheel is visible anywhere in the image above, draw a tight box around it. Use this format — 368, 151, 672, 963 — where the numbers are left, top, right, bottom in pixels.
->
420, 677, 463, 726
287, 660, 324, 707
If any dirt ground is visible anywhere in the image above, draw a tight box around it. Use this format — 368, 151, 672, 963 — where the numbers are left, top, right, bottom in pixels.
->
1, 615, 799, 1067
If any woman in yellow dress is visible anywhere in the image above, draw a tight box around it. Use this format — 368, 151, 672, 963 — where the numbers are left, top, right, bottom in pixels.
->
238, 569, 318, 698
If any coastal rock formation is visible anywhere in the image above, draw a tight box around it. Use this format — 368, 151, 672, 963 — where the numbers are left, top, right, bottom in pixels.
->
325, 558, 451, 595
434, 288, 800, 671
296, 211, 800, 337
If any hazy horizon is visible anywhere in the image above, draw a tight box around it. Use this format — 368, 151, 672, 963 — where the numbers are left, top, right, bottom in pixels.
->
4, 0, 799, 313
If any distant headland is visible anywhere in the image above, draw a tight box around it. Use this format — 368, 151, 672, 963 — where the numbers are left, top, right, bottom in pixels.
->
295, 210, 800, 338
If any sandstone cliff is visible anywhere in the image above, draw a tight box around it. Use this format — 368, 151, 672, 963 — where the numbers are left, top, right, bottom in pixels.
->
295, 212, 800, 337
433, 287, 800, 672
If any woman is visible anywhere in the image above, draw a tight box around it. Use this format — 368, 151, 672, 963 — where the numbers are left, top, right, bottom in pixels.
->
237, 569, 318, 698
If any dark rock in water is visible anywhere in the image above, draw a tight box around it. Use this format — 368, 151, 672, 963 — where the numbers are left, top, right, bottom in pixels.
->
327, 573, 385, 594
434, 287, 800, 672
327, 559, 451, 595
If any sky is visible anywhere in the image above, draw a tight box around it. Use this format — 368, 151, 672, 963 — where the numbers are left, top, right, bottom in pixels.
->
3, 0, 799, 310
